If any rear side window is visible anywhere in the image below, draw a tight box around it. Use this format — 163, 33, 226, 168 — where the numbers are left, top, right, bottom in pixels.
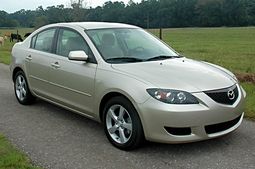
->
33, 29, 56, 53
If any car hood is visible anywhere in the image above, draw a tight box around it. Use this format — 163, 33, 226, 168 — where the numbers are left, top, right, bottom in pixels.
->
111, 58, 236, 92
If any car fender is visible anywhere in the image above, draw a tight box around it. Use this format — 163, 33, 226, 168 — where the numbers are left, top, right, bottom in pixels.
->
94, 67, 153, 122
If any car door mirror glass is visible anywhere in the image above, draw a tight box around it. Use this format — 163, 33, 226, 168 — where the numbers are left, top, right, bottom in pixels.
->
68, 51, 88, 61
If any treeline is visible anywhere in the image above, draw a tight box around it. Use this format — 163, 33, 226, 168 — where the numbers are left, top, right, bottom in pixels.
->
1, 0, 255, 29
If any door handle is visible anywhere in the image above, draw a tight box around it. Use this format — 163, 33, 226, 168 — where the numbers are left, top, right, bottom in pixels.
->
51, 62, 60, 69
26, 55, 32, 61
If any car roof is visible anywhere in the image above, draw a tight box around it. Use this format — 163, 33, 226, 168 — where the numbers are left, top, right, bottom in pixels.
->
54, 22, 139, 30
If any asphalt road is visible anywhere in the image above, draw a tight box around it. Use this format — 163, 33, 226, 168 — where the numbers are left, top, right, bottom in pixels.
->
0, 63, 255, 169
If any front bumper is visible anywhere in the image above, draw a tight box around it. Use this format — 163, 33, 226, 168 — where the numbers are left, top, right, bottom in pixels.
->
137, 84, 245, 143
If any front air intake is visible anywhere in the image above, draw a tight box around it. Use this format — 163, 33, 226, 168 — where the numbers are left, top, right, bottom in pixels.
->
164, 127, 192, 136
205, 115, 241, 134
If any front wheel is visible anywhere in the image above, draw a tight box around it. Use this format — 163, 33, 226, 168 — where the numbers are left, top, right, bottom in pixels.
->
14, 71, 35, 105
103, 96, 144, 150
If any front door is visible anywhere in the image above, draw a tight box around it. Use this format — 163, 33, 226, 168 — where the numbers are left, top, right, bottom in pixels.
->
48, 28, 97, 116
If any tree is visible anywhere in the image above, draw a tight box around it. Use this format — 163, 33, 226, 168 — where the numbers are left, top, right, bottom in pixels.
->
246, 0, 255, 25
101, 1, 126, 23
0, 0, 254, 28
46, 5, 67, 23
222, 0, 248, 26
196, 0, 223, 27
86, 7, 103, 21
70, 0, 87, 21
34, 16, 48, 29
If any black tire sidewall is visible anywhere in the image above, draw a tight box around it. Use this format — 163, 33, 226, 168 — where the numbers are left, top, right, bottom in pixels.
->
103, 96, 144, 150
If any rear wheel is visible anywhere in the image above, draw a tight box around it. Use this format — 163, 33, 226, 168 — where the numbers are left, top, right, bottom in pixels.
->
14, 71, 35, 105
103, 96, 144, 150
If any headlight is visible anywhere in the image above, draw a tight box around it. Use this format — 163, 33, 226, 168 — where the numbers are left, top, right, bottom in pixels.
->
147, 88, 199, 104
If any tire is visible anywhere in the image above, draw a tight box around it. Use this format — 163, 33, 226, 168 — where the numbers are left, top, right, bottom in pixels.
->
14, 70, 35, 105
103, 96, 144, 150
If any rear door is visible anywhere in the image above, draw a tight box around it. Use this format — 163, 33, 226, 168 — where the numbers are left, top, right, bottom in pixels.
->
26, 28, 57, 98
47, 28, 97, 115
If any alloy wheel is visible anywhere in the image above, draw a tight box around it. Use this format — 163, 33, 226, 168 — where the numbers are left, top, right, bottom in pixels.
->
15, 74, 27, 101
106, 104, 133, 144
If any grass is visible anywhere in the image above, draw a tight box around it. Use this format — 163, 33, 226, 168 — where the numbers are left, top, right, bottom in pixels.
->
0, 134, 41, 169
150, 27, 255, 74
241, 83, 255, 120
0, 28, 33, 64
0, 40, 12, 65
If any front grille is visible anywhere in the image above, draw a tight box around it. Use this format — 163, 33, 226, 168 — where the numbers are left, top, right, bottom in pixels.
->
205, 115, 241, 134
164, 127, 191, 136
204, 85, 238, 105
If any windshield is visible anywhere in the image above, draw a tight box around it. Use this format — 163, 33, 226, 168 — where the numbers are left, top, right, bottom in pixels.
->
86, 28, 179, 63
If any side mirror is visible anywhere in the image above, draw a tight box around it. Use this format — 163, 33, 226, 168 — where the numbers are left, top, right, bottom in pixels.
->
68, 51, 88, 61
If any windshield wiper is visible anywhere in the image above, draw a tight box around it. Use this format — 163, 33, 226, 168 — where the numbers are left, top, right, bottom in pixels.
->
146, 55, 179, 61
105, 57, 144, 63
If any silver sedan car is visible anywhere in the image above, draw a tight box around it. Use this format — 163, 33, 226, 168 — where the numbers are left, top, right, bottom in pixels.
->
10, 22, 246, 150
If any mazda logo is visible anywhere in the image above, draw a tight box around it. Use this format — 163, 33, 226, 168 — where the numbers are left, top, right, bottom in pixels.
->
227, 90, 235, 100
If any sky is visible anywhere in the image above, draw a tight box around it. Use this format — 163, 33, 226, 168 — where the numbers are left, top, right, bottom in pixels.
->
1, 0, 141, 13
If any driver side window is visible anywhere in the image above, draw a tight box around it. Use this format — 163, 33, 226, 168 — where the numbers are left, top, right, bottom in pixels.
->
56, 29, 90, 57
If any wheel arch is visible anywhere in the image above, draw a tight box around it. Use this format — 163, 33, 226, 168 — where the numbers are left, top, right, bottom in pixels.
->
12, 66, 24, 82
99, 91, 142, 124
99, 92, 125, 122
